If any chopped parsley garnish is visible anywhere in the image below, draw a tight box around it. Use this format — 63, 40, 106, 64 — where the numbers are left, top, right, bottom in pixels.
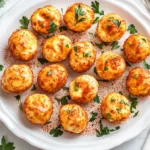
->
93, 95, 100, 103
133, 74, 138, 79
91, 1, 104, 15
95, 42, 109, 49
88, 32, 94, 36
55, 95, 70, 105
106, 113, 111, 119
45, 34, 55, 39
75, 4, 86, 25
127, 24, 137, 34
0, 64, 4, 71
133, 111, 139, 117
19, 103, 23, 111
94, 67, 98, 75
104, 66, 108, 71
74, 82, 79, 91
19, 16, 30, 29
93, 16, 100, 24
15, 95, 20, 101
141, 38, 147, 43
49, 125, 63, 137
97, 79, 109, 82
38, 58, 49, 64
63, 86, 69, 90
128, 94, 138, 113
111, 41, 120, 50
143, 60, 150, 69
0, 136, 15, 150
83, 52, 90, 57
120, 99, 129, 106
47, 71, 52, 76
89, 111, 98, 122
74, 46, 78, 55
125, 60, 131, 67
96, 119, 120, 137
31, 84, 37, 91
44, 121, 51, 125
109, 18, 121, 28
65, 44, 69, 48
118, 91, 123, 95
59, 26, 67, 32
0, 0, 5, 8
47, 21, 57, 33
110, 98, 115, 103
116, 108, 121, 113
66, 109, 71, 114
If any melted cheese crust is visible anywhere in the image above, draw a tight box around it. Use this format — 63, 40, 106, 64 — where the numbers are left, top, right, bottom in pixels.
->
64, 3, 94, 32
1, 64, 33, 93
96, 13, 126, 42
8, 29, 38, 61
42, 35, 72, 62
24, 94, 53, 124
37, 64, 68, 93
96, 52, 126, 80
126, 67, 150, 96
101, 92, 131, 123
123, 34, 150, 63
69, 75, 99, 103
59, 104, 88, 133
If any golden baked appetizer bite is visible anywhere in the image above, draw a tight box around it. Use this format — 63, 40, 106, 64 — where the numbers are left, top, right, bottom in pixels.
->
101, 92, 130, 123
123, 34, 150, 63
1, 64, 33, 93
64, 3, 94, 32
59, 104, 88, 133
37, 64, 68, 93
8, 29, 38, 61
96, 13, 126, 42
126, 67, 150, 96
23, 94, 53, 124
42, 35, 72, 62
69, 41, 96, 73
31, 5, 61, 34
69, 75, 98, 103
96, 51, 126, 80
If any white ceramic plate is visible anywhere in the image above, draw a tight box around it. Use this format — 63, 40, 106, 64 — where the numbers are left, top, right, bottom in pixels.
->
0, 0, 150, 150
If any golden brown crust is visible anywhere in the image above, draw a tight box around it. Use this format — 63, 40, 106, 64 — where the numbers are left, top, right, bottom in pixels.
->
64, 3, 94, 32
126, 67, 150, 96
96, 13, 126, 42
37, 64, 68, 93
123, 34, 150, 63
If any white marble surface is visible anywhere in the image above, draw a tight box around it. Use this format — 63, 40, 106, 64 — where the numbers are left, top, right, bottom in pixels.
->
0, 0, 150, 150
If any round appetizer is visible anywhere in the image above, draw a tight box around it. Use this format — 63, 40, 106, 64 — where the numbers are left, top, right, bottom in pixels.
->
37, 64, 68, 93
69, 41, 96, 73
96, 51, 126, 80
96, 13, 126, 42
42, 35, 72, 62
69, 75, 98, 103
23, 94, 53, 124
126, 67, 150, 96
8, 29, 38, 61
59, 104, 88, 133
1, 64, 33, 93
31, 5, 62, 34
64, 3, 94, 32
123, 34, 150, 63
101, 92, 131, 123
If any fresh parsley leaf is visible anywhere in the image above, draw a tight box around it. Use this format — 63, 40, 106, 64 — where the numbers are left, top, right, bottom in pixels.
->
125, 60, 131, 67
63, 86, 69, 90
133, 111, 139, 117
47, 71, 52, 76
109, 18, 121, 28
19, 16, 30, 29
93, 95, 100, 103
91, 1, 104, 15
15, 95, 20, 101
143, 60, 150, 69
94, 67, 98, 75
75, 4, 86, 25
65, 44, 69, 48
106, 113, 111, 119
141, 38, 147, 43
31, 84, 37, 91
59, 26, 67, 32
128, 94, 138, 113
104, 66, 108, 71
89, 111, 98, 122
133, 74, 138, 79
0, 0, 5, 8
50, 125, 63, 137
95, 43, 103, 49
111, 41, 120, 50
55, 95, 70, 105
120, 100, 129, 106
38, 58, 49, 64
74, 46, 78, 54
45, 34, 55, 39
0, 136, 15, 150
66, 109, 71, 114
44, 121, 51, 125
83, 52, 90, 57
0, 64, 4, 71
93, 16, 100, 24
74, 82, 79, 91
118, 91, 123, 95
127, 24, 137, 34
47, 21, 57, 33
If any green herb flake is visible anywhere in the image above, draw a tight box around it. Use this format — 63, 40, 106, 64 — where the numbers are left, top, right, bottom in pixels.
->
133, 74, 138, 79
59, 26, 67, 32
38, 58, 49, 64
143, 60, 150, 69
125, 60, 131, 67
94, 67, 98, 75
110, 98, 115, 103
141, 38, 147, 43
65, 44, 69, 48
111, 41, 120, 50
133, 111, 139, 117
128, 94, 138, 113
109, 18, 121, 28
83, 52, 90, 57
15, 95, 20, 101
47, 71, 52, 76
93, 95, 100, 103
116, 108, 121, 113
74, 46, 78, 53
91, 1, 104, 15
95, 43, 103, 49
19, 16, 30, 29
89, 111, 98, 122
104, 66, 108, 71
74, 82, 79, 91
0, 64, 4, 71
66, 109, 71, 114
63, 86, 69, 90
106, 113, 111, 119
127, 24, 137, 34
116, 126, 120, 130
93, 16, 100, 24
0, 136, 15, 150
55, 95, 70, 105
118, 91, 123, 95
0, 0, 5, 8
31, 84, 37, 91
49, 125, 63, 137
47, 21, 57, 33
44, 121, 52, 125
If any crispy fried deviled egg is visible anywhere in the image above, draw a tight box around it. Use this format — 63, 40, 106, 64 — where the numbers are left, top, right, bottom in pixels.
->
1, 64, 33, 93
42, 35, 72, 62
69, 75, 99, 103
31, 5, 62, 34
123, 34, 150, 63
23, 94, 53, 124
8, 29, 38, 61
101, 92, 131, 123
64, 3, 94, 32
69, 41, 96, 73
126, 67, 150, 96
96, 13, 126, 42
59, 104, 88, 133
96, 51, 126, 80
37, 64, 68, 93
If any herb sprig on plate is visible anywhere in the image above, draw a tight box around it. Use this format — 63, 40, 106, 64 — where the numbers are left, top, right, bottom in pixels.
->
50, 125, 63, 137
19, 16, 30, 29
